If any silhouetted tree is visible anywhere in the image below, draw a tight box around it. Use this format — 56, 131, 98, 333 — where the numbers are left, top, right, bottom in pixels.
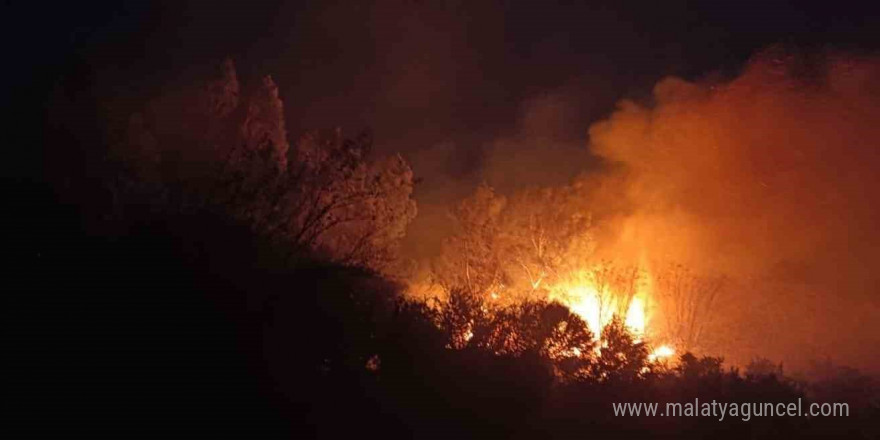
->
594, 316, 650, 382
108, 59, 417, 272
746, 357, 784, 378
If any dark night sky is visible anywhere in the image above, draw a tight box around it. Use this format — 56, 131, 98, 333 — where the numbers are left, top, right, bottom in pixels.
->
8, 0, 880, 255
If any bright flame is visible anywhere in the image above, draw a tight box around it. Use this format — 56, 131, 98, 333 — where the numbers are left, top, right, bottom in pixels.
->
559, 284, 604, 338
548, 272, 649, 341
625, 296, 646, 336
648, 344, 675, 362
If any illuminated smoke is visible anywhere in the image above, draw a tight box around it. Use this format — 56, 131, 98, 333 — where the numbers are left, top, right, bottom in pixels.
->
586, 48, 880, 370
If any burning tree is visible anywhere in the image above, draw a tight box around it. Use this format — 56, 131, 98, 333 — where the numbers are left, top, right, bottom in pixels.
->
432, 182, 596, 303
431, 181, 656, 343
652, 263, 726, 353
497, 185, 595, 298
547, 262, 644, 338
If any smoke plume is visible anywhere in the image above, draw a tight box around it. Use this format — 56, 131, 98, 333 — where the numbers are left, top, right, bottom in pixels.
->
587, 48, 880, 370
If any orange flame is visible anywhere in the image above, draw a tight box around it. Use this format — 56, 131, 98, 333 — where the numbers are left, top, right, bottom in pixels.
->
648, 344, 675, 362
547, 265, 676, 361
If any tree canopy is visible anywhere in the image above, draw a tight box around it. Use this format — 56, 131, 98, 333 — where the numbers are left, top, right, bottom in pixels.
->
109, 59, 417, 272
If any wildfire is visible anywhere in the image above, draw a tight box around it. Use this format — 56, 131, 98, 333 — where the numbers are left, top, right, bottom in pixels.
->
548, 270, 649, 341
558, 284, 604, 338
648, 344, 675, 362
547, 266, 676, 363
625, 296, 646, 336
414, 259, 681, 362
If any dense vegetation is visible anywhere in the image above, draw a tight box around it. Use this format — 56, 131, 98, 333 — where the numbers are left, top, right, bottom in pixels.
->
10, 59, 878, 439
